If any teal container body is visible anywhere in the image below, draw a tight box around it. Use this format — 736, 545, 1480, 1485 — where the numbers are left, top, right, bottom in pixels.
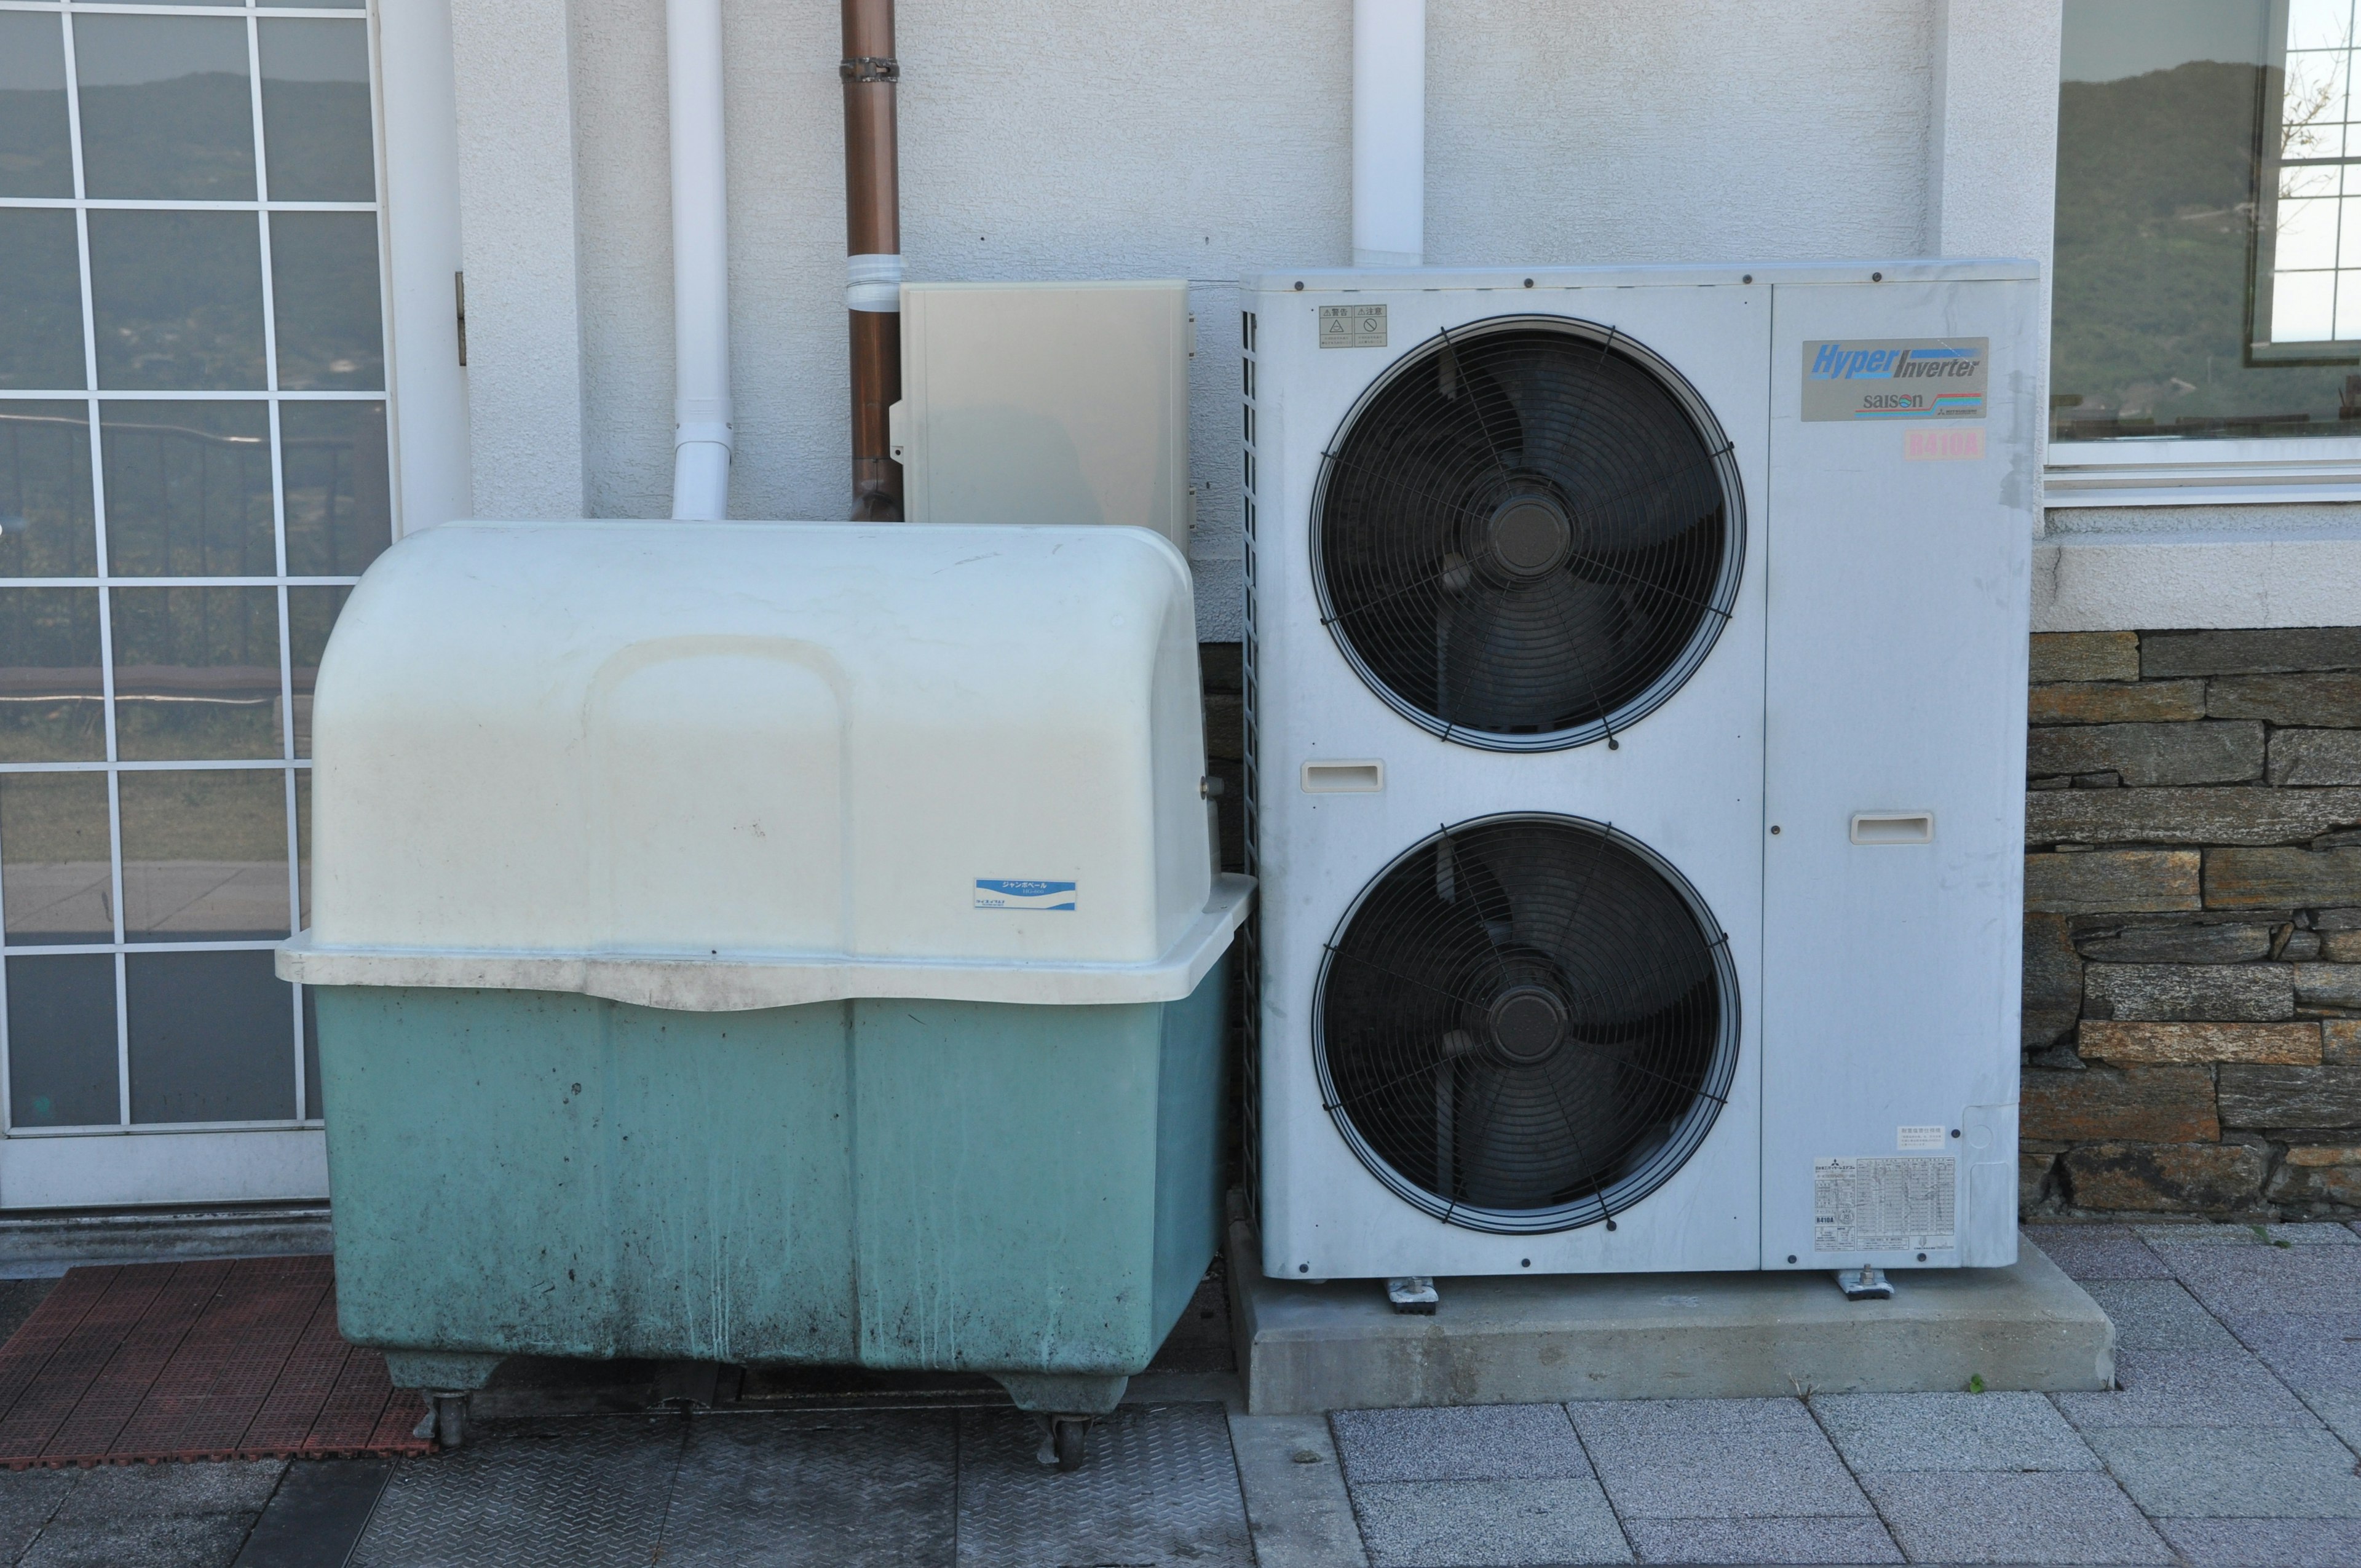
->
312, 964, 1227, 1390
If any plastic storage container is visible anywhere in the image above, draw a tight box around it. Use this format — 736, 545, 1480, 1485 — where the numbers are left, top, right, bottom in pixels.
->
279, 520, 1250, 1454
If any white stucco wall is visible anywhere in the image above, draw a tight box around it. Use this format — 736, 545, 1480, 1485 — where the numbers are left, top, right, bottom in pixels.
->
413, 0, 2361, 639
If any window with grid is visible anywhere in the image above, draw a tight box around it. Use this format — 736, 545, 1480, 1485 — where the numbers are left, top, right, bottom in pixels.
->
0, 0, 387, 1134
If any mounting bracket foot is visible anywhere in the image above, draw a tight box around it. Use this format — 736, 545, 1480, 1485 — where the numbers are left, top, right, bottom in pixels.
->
1836, 1265, 1894, 1301
1386, 1276, 1438, 1314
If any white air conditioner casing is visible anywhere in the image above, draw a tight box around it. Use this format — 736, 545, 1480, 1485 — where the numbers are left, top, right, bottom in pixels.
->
1245, 261, 2036, 1283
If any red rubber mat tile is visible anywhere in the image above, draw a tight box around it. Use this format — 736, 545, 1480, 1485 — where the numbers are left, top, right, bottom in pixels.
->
0, 1257, 430, 1468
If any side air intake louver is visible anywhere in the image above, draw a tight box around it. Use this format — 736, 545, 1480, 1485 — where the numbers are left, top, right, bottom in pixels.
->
1315, 815, 1739, 1233
1314, 319, 1744, 750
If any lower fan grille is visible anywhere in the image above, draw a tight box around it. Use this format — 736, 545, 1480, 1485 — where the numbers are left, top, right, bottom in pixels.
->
1314, 814, 1738, 1234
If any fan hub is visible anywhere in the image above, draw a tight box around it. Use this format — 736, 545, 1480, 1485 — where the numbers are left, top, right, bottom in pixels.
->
1484, 495, 1573, 579
1488, 985, 1569, 1064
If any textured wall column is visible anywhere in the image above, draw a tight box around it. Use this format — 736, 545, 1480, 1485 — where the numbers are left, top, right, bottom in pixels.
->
449, 0, 590, 518
1931, 0, 2060, 470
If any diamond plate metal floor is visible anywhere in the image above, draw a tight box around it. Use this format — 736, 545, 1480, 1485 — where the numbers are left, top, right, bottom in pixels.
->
660, 1412, 956, 1567
956, 1404, 1253, 1568
348, 1417, 682, 1568
339, 1403, 1252, 1567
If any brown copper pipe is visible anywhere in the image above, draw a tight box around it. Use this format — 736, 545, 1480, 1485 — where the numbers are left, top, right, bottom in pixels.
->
842, 0, 901, 521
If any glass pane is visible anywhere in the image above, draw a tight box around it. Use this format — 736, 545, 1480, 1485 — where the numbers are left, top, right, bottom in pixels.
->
282, 403, 387, 575
0, 772, 112, 945
127, 949, 294, 1123
263, 1, 367, 9
89, 211, 267, 392
0, 402, 97, 577
109, 585, 282, 761
0, 209, 87, 391
0, 588, 103, 763
293, 766, 308, 928
287, 586, 345, 760
271, 212, 384, 390
6, 953, 119, 1128
2054, 0, 2361, 438
0, 11, 74, 199
117, 767, 288, 941
101, 401, 274, 577
73, 14, 255, 202
259, 20, 373, 203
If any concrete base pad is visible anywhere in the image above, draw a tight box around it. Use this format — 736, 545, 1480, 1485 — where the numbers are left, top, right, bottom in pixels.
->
1228, 1222, 2115, 1414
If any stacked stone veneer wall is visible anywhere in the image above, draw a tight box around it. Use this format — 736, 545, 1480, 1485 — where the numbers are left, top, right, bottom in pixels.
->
2022, 627, 2361, 1219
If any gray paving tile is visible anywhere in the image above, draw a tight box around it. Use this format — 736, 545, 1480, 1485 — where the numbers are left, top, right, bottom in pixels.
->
2085, 1425, 2361, 1518
2054, 1347, 2323, 1430
1857, 1471, 2169, 1564
2020, 1225, 2172, 1281
1621, 1516, 1901, 1564
658, 1411, 955, 1566
2137, 1222, 2358, 1247
1811, 1392, 2097, 1471
18, 1513, 258, 1568
2304, 1389, 2361, 1447
46, 1460, 283, 1520
955, 1403, 1251, 1567
2156, 1518, 2361, 1566
2132, 1222, 2254, 1245
0, 1470, 76, 1562
2170, 1245, 2361, 1317
350, 1416, 684, 1568
1568, 1398, 1871, 1519
1570, 1395, 1827, 1442
2225, 1313, 2361, 1394
2080, 1278, 2244, 1352
1350, 1478, 1630, 1567
1332, 1403, 1589, 1483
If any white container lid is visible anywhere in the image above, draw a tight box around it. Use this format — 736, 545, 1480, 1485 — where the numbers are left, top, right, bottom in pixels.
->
278, 520, 1249, 1011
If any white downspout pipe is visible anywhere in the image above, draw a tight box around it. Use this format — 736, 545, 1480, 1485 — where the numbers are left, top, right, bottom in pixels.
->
1352, 0, 1425, 267
668, 0, 732, 520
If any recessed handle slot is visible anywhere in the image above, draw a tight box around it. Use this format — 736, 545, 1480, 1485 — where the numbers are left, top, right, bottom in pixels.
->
1301, 759, 1383, 794
1851, 811, 1934, 845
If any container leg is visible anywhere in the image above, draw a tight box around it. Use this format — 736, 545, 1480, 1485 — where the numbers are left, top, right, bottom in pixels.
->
1033, 1414, 1091, 1470
430, 1392, 470, 1449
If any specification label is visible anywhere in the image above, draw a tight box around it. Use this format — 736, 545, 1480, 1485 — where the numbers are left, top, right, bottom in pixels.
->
1814, 1156, 1956, 1253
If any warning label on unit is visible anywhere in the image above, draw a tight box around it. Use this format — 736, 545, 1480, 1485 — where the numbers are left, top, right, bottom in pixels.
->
1814, 1157, 1956, 1253
1319, 304, 1388, 348
1802, 338, 1987, 421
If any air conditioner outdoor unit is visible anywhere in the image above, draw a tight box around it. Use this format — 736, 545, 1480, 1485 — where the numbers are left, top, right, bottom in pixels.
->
1243, 261, 2036, 1286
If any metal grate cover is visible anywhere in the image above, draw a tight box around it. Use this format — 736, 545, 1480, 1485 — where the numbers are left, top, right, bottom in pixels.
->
1316, 815, 1739, 1233
1315, 317, 1743, 750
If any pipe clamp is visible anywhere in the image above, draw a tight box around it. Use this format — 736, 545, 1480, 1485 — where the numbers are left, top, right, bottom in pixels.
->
840, 57, 900, 82
847, 252, 904, 314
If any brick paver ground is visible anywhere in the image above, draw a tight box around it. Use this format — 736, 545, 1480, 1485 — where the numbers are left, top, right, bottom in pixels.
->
0, 1221, 2353, 1565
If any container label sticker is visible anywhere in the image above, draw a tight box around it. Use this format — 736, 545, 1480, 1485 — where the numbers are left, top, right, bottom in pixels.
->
1319, 304, 1388, 348
1814, 1156, 1956, 1252
973, 879, 1077, 911
1897, 1125, 1948, 1150
1803, 338, 1987, 421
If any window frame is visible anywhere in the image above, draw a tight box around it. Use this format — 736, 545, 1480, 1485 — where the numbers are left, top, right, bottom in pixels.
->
2044, 0, 2361, 507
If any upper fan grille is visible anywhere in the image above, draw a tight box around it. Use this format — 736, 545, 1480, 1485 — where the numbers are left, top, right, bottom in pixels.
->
1314, 317, 1744, 750
1314, 814, 1739, 1234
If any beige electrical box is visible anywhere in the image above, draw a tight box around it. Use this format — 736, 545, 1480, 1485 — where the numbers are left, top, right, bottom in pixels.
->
890, 280, 1194, 551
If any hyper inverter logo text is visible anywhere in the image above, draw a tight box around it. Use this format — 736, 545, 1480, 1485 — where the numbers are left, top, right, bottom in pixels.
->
1801, 338, 1988, 421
